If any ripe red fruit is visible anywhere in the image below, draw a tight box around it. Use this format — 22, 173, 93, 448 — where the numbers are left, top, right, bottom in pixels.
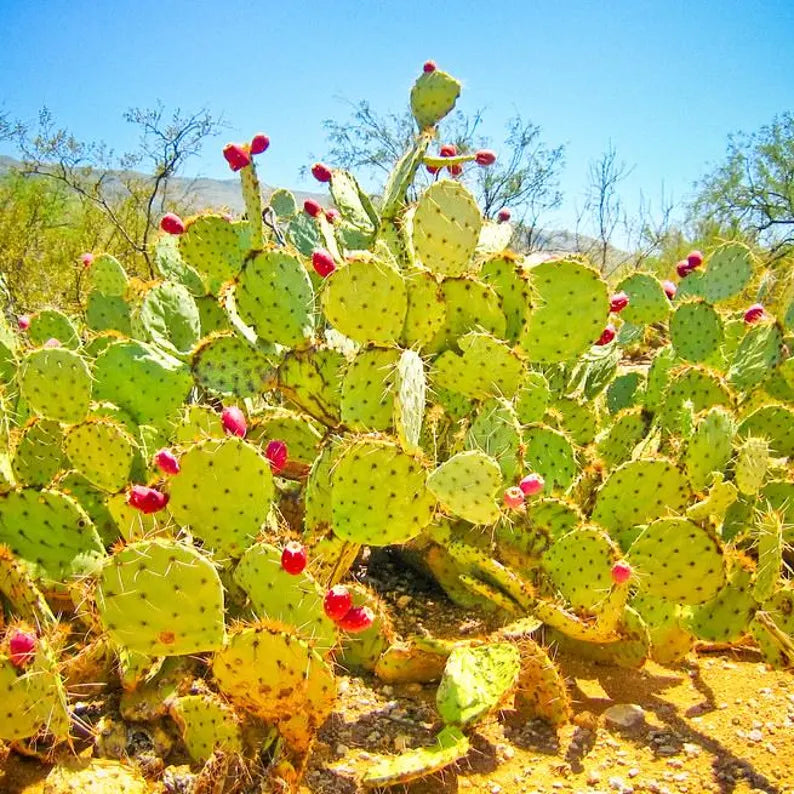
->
503, 486, 525, 509
676, 260, 694, 278
439, 144, 458, 157
609, 292, 630, 313
154, 449, 180, 476
423, 60, 437, 73
611, 560, 632, 585
518, 473, 544, 497
662, 280, 677, 300
312, 248, 336, 278
221, 406, 247, 438
127, 485, 169, 514
595, 324, 616, 346
337, 605, 375, 633
324, 209, 340, 224
265, 440, 288, 474
744, 303, 765, 324
160, 213, 185, 235
281, 541, 307, 575
686, 250, 704, 268
80, 252, 94, 268
43, 338, 61, 348
311, 163, 333, 183
448, 164, 463, 177
323, 586, 353, 622
475, 149, 497, 166
304, 199, 322, 218
250, 133, 270, 155
7, 629, 37, 669
18, 315, 30, 331
497, 208, 511, 223
223, 143, 252, 172
426, 163, 441, 175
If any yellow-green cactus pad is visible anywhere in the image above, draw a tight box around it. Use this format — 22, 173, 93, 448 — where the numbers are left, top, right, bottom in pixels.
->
20, 347, 92, 424
191, 332, 275, 398
735, 436, 769, 496
168, 693, 243, 764
410, 68, 461, 130
627, 593, 693, 664
429, 277, 506, 352
85, 291, 132, 335
684, 406, 734, 491
12, 418, 66, 487
394, 349, 426, 453
178, 214, 245, 295
86, 253, 128, 296
248, 408, 324, 471
595, 406, 651, 469
63, 418, 136, 494
401, 269, 446, 348
96, 539, 225, 656
278, 346, 343, 426
133, 281, 201, 354
480, 254, 534, 343
738, 404, 794, 457
658, 366, 732, 432
727, 321, 782, 391
523, 425, 577, 491
750, 588, 794, 668
678, 242, 753, 304
670, 300, 724, 362
155, 234, 206, 296
427, 450, 502, 525
341, 346, 400, 432
28, 308, 80, 349
514, 372, 552, 424
615, 272, 671, 325
464, 398, 523, 482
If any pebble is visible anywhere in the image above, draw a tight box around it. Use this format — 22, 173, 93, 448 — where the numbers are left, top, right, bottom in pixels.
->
604, 704, 645, 730
748, 729, 763, 742
656, 745, 678, 757
490, 785, 502, 794
587, 771, 601, 785
396, 594, 412, 608
683, 743, 700, 757
335, 743, 349, 756
628, 768, 640, 778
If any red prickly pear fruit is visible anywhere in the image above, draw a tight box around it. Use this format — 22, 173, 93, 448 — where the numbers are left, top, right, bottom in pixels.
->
497, 208, 511, 223
448, 164, 463, 177
281, 541, 307, 575
250, 133, 270, 155
311, 163, 333, 183
426, 163, 441, 175
18, 315, 30, 331
43, 338, 61, 349
337, 605, 375, 633
160, 213, 185, 235
595, 324, 616, 346
312, 248, 336, 278
80, 252, 94, 268
324, 208, 340, 224
127, 485, 169, 514
518, 473, 545, 497
223, 143, 251, 172
609, 292, 630, 313
265, 440, 288, 474
744, 303, 765, 324
154, 448, 180, 476
611, 560, 632, 585
303, 199, 322, 218
503, 486, 525, 509
423, 60, 437, 73
475, 149, 497, 166
221, 406, 247, 438
676, 260, 694, 278
662, 280, 677, 300
439, 144, 458, 157
7, 628, 37, 669
323, 585, 353, 622
686, 250, 704, 268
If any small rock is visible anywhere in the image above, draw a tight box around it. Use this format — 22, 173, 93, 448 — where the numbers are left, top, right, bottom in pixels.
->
604, 704, 645, 730
656, 745, 678, 757
667, 759, 683, 769
587, 771, 601, 785
490, 785, 502, 794
748, 729, 763, 742
397, 594, 413, 608
683, 743, 700, 757
335, 743, 349, 756
628, 768, 640, 778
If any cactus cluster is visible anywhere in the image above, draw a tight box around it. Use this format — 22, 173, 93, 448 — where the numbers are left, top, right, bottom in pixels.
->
1, 63, 793, 790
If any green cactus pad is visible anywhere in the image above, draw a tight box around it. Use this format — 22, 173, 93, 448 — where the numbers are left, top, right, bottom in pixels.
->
728, 322, 782, 390
286, 210, 321, 257
321, 255, 407, 345
393, 349, 426, 454
465, 398, 523, 482
304, 441, 341, 534
754, 509, 783, 603
628, 593, 693, 664
627, 518, 725, 604
172, 405, 224, 445
94, 340, 192, 426
154, 234, 206, 296
20, 347, 92, 423
331, 437, 435, 545
358, 726, 469, 789
476, 255, 530, 343
341, 346, 400, 432
63, 418, 136, 493
57, 471, 120, 546
658, 366, 732, 432
550, 397, 600, 445
436, 643, 520, 727
248, 408, 324, 472
278, 346, 343, 426
401, 269, 446, 348
514, 372, 552, 424
410, 68, 461, 130
523, 425, 577, 491
670, 300, 724, 362
178, 215, 244, 295
168, 437, 274, 557
85, 291, 133, 335
520, 260, 609, 363
28, 308, 80, 349
233, 541, 337, 653
684, 406, 735, 491
427, 450, 502, 525
412, 180, 481, 276
12, 419, 66, 487
542, 527, 621, 611
592, 458, 690, 536
191, 332, 275, 398
750, 588, 794, 668
512, 637, 572, 726
380, 133, 432, 220
644, 345, 677, 411
269, 187, 297, 217
680, 242, 753, 304
236, 248, 316, 346
615, 272, 671, 325
168, 693, 243, 764
738, 404, 794, 456
195, 294, 229, 335
329, 169, 378, 233
133, 281, 201, 354
86, 253, 128, 296
97, 539, 225, 655
606, 372, 644, 416
0, 544, 56, 627
430, 277, 506, 352
432, 331, 524, 401
735, 436, 769, 495
0, 487, 104, 582
595, 407, 651, 469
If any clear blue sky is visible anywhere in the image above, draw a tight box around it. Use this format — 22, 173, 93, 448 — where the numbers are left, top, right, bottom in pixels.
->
1, 0, 792, 241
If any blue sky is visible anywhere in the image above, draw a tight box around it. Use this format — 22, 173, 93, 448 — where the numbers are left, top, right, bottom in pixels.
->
1, 0, 792, 241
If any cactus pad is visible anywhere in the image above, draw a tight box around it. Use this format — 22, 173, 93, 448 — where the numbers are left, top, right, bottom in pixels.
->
12, 419, 66, 487
28, 308, 80, 349
595, 407, 651, 468
615, 272, 671, 325
738, 404, 794, 457
684, 406, 734, 491
728, 322, 782, 391
682, 242, 753, 303
513, 637, 572, 726
658, 366, 732, 432
735, 436, 769, 496
63, 418, 136, 493
178, 215, 244, 295
401, 269, 446, 347
133, 281, 201, 354
168, 693, 243, 764
427, 450, 502, 525
523, 425, 577, 491
191, 332, 274, 398
670, 300, 724, 362
20, 347, 92, 423
465, 398, 523, 482
341, 346, 399, 432
750, 588, 794, 668
394, 349, 426, 452
410, 68, 461, 129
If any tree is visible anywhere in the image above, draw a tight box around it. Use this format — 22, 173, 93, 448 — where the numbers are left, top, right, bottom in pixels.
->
691, 112, 794, 256
316, 101, 564, 247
